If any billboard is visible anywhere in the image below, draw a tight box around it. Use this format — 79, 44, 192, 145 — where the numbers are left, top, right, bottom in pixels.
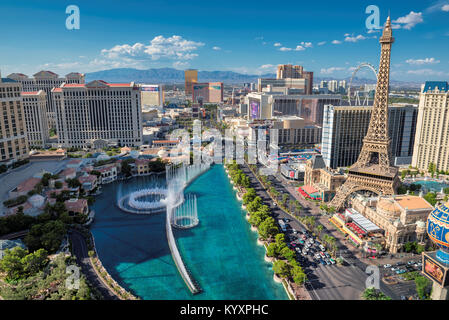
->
422, 253, 449, 287
250, 100, 260, 119
141, 85, 160, 92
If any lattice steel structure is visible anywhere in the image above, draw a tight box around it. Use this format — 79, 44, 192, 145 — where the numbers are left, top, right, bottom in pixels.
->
329, 17, 400, 210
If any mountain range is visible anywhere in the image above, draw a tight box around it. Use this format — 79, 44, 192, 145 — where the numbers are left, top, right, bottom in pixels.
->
85, 67, 421, 89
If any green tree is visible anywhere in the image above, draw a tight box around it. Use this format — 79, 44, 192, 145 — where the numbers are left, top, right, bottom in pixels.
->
415, 275, 431, 299
258, 217, 279, 241
280, 246, 295, 261
242, 188, 256, 205
272, 260, 290, 279
21, 248, 48, 276
0, 247, 28, 281
362, 287, 392, 300
266, 243, 278, 257
291, 265, 307, 285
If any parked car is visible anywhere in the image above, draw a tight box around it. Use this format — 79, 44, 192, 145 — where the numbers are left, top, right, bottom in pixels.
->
383, 264, 392, 268
396, 269, 407, 274
319, 252, 326, 259
319, 258, 326, 265
325, 253, 331, 259
293, 230, 298, 235
391, 267, 399, 272
319, 245, 326, 252
407, 260, 415, 265
329, 258, 336, 265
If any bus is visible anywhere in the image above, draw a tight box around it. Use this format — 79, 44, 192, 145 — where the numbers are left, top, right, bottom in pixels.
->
278, 219, 287, 232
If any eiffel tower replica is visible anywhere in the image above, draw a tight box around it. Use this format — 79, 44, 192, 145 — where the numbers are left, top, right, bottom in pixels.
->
329, 17, 401, 210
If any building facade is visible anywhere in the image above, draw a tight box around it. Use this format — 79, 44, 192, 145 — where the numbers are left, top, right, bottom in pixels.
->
192, 82, 223, 103
184, 69, 198, 96
140, 84, 164, 108
244, 92, 341, 124
273, 64, 313, 95
412, 81, 449, 172
322, 104, 418, 169
0, 77, 29, 164
7, 71, 85, 128
21, 90, 49, 148
52, 80, 142, 148
351, 195, 432, 253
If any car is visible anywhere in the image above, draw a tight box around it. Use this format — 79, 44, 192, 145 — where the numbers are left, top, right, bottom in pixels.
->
407, 260, 415, 265
400, 295, 407, 301
295, 247, 301, 252
414, 263, 421, 268
319, 245, 326, 251
383, 264, 392, 268
325, 259, 331, 265
391, 267, 399, 272
406, 265, 414, 272
396, 269, 407, 274
284, 218, 290, 223
325, 253, 331, 259
329, 258, 336, 265
319, 252, 326, 259
395, 262, 405, 267
319, 258, 326, 265
290, 242, 297, 247
293, 230, 298, 235
299, 240, 305, 244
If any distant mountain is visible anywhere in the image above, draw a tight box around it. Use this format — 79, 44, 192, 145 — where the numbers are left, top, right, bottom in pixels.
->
85, 67, 276, 84
85, 67, 421, 89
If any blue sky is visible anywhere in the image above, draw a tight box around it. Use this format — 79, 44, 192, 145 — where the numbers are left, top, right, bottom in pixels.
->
1, 0, 449, 82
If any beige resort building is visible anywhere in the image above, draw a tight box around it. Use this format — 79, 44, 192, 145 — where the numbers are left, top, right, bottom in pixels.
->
341, 194, 434, 253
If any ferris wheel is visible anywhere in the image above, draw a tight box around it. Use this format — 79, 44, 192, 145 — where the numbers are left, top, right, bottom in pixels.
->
347, 62, 378, 106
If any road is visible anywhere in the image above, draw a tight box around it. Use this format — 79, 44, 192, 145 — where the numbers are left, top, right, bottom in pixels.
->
241, 163, 403, 300
70, 230, 119, 300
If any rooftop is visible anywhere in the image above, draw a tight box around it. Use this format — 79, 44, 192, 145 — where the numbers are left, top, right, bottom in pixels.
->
395, 195, 434, 211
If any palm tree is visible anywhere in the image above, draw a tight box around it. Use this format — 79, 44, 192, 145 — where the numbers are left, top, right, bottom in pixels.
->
316, 225, 324, 238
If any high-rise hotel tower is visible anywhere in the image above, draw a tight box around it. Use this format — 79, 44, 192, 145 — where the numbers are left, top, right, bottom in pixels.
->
52, 80, 142, 148
412, 81, 449, 172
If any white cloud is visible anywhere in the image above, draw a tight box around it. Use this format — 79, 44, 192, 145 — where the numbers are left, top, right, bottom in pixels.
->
279, 47, 292, 51
295, 45, 305, 51
344, 33, 350, 37
442, 4, 449, 11
300, 41, 313, 48
406, 57, 440, 65
407, 68, 447, 76
344, 34, 367, 42
212, 46, 221, 50
392, 11, 423, 30
317, 41, 326, 46
320, 67, 345, 74
274, 42, 282, 47
173, 61, 190, 69
331, 40, 342, 44
367, 29, 380, 34
101, 35, 204, 61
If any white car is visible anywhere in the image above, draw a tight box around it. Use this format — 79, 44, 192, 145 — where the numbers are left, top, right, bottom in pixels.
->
319, 245, 326, 251
383, 264, 392, 268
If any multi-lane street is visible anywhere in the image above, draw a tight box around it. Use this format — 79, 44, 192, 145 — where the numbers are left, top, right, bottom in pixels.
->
240, 163, 408, 300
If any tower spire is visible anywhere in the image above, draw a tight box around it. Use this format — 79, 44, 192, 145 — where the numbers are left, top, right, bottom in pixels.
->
329, 16, 400, 210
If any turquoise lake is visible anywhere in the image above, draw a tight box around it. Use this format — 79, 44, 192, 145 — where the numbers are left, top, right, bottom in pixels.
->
91, 164, 288, 300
